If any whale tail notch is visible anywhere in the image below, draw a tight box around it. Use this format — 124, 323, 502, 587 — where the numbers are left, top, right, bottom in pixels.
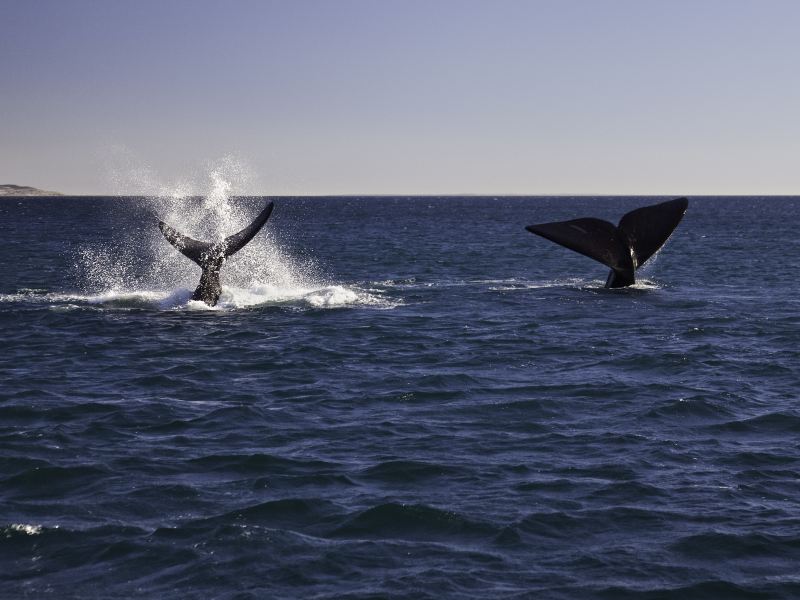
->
526, 198, 688, 288
158, 200, 275, 305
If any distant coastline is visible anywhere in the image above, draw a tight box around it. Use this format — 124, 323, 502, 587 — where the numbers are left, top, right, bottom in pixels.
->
0, 184, 63, 196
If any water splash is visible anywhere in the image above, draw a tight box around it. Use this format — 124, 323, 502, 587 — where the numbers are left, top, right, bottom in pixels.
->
75, 155, 381, 310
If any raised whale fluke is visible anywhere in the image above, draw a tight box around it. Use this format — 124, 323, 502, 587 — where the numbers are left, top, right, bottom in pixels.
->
158, 201, 275, 306
525, 198, 688, 288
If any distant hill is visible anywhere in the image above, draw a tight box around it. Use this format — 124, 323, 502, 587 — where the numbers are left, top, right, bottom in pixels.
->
0, 184, 63, 196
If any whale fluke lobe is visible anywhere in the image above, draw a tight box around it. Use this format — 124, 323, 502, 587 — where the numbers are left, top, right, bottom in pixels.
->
218, 201, 275, 258
157, 221, 214, 265
617, 198, 689, 268
526, 198, 688, 288
525, 217, 634, 282
158, 201, 275, 306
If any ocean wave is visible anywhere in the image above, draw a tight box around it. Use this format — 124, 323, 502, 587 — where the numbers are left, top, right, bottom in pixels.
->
156, 498, 344, 539
671, 531, 800, 559
330, 503, 498, 542
186, 453, 340, 476
643, 396, 735, 420
2, 464, 112, 500
584, 580, 777, 600
707, 412, 800, 435
358, 460, 466, 483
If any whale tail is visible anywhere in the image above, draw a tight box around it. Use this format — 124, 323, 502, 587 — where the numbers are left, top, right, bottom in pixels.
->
525, 198, 688, 288
158, 200, 275, 304
158, 201, 275, 269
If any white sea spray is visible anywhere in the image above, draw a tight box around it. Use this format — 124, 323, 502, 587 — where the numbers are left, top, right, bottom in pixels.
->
74, 154, 392, 310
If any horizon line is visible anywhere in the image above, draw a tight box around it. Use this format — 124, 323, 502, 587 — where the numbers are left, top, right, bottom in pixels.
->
4, 192, 800, 199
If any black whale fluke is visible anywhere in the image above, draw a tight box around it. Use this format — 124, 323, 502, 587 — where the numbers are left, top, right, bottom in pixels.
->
158, 201, 275, 306
526, 198, 688, 288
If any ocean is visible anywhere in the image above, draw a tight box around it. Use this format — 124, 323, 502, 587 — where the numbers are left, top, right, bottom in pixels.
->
1, 195, 799, 599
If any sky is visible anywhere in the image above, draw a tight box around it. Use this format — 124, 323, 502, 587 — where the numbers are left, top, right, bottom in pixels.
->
2, 0, 800, 196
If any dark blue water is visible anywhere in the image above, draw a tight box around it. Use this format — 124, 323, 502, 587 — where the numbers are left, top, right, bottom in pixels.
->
1, 196, 799, 599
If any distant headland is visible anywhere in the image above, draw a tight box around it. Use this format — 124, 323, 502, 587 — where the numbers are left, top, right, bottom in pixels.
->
0, 184, 63, 196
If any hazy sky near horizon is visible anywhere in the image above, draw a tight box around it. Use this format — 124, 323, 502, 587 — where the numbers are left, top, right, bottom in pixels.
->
2, 0, 800, 195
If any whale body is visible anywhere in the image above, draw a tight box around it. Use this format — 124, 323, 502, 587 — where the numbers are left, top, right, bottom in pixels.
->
525, 198, 688, 288
158, 201, 275, 306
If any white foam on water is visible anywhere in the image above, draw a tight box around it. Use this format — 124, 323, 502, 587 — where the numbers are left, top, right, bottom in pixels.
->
79, 283, 391, 311
627, 279, 663, 291
216, 283, 387, 309
86, 289, 174, 307
3, 284, 395, 312
0, 283, 402, 311
7, 524, 43, 536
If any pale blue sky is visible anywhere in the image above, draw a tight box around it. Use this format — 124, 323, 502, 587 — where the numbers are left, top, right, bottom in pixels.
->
2, 0, 800, 195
